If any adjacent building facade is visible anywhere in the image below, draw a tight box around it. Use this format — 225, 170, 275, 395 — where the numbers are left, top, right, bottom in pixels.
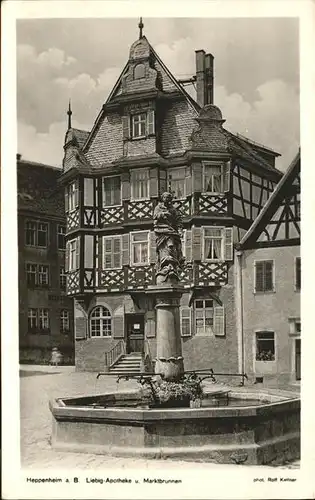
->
236, 151, 300, 386
60, 29, 286, 375
18, 156, 74, 364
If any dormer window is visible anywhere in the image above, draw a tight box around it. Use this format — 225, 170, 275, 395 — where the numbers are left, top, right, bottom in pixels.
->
122, 111, 155, 140
132, 113, 146, 138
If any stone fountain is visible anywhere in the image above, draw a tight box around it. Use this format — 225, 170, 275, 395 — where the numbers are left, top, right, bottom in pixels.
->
49, 193, 300, 465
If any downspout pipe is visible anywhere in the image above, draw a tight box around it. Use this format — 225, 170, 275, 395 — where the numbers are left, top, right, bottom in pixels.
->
235, 249, 245, 376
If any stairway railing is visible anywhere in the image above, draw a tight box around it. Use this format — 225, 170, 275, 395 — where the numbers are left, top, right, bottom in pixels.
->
104, 339, 126, 370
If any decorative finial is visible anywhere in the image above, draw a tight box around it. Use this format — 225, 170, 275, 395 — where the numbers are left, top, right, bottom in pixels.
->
67, 99, 72, 129
138, 17, 144, 39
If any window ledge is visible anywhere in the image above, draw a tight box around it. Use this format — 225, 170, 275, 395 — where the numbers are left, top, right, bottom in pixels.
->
102, 204, 122, 209
253, 290, 276, 295
130, 198, 150, 202
201, 192, 225, 196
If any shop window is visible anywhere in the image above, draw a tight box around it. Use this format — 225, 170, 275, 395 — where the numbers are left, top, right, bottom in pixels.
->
90, 306, 112, 338
256, 331, 275, 361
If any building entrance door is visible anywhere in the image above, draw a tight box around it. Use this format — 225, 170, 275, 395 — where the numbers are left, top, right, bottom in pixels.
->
126, 314, 144, 353
295, 339, 301, 381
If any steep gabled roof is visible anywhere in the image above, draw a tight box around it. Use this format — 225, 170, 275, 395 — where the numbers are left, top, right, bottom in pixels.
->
17, 159, 65, 218
238, 150, 300, 249
83, 36, 199, 151
72, 128, 90, 149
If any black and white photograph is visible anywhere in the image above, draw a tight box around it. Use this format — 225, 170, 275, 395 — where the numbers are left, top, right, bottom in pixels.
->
2, 1, 314, 499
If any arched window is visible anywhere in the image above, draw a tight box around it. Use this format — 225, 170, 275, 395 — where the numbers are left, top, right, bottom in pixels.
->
90, 306, 112, 337
134, 63, 145, 79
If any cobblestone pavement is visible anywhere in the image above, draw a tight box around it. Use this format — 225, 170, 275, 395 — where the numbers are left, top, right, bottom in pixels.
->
20, 365, 300, 471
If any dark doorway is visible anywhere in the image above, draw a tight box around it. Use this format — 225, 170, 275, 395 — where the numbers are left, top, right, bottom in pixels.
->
126, 314, 144, 353
295, 338, 301, 381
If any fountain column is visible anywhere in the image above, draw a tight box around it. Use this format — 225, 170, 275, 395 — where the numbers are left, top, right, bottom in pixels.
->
147, 192, 186, 381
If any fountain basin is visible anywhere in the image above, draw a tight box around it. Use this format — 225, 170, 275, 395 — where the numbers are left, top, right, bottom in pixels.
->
49, 389, 300, 465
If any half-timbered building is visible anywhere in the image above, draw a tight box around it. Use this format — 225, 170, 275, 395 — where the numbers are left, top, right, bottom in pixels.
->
18, 155, 74, 364
60, 25, 284, 374
236, 150, 300, 386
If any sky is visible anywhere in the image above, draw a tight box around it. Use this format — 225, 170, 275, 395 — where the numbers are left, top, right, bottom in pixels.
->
16, 17, 300, 171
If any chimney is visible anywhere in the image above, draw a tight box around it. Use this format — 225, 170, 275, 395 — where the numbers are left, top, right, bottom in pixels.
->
195, 50, 214, 107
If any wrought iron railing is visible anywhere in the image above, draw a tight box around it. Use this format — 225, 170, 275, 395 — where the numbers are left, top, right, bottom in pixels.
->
104, 339, 126, 369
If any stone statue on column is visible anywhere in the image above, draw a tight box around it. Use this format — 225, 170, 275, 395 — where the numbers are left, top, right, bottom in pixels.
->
153, 192, 185, 284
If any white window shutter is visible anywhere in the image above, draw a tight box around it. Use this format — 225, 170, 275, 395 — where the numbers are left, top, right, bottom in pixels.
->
65, 241, 69, 272
65, 187, 69, 212
75, 237, 80, 270
192, 226, 202, 260
185, 229, 192, 261
214, 306, 225, 336
224, 227, 233, 260
74, 179, 79, 207
122, 233, 130, 266
147, 110, 155, 136
122, 116, 131, 140
224, 161, 231, 192
149, 231, 156, 264
185, 166, 192, 196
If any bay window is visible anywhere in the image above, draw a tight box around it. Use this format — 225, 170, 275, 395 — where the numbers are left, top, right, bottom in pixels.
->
131, 231, 149, 265
202, 226, 233, 261
67, 181, 78, 212
103, 176, 121, 206
202, 162, 230, 193
67, 238, 79, 271
168, 167, 186, 199
131, 169, 149, 200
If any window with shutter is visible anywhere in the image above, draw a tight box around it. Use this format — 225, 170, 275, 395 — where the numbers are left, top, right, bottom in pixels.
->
147, 110, 155, 136
76, 237, 80, 270
224, 227, 233, 260
103, 176, 121, 206
122, 116, 131, 140
149, 168, 158, 198
131, 231, 149, 266
180, 307, 192, 336
193, 164, 202, 192
149, 231, 156, 264
102, 236, 121, 269
214, 306, 225, 336
203, 227, 224, 261
131, 169, 150, 200
254, 260, 274, 292
168, 167, 186, 199
295, 257, 301, 291
202, 163, 224, 193
132, 113, 147, 138
224, 161, 231, 192
185, 230, 192, 261
122, 233, 130, 266
192, 226, 202, 261
90, 306, 112, 337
